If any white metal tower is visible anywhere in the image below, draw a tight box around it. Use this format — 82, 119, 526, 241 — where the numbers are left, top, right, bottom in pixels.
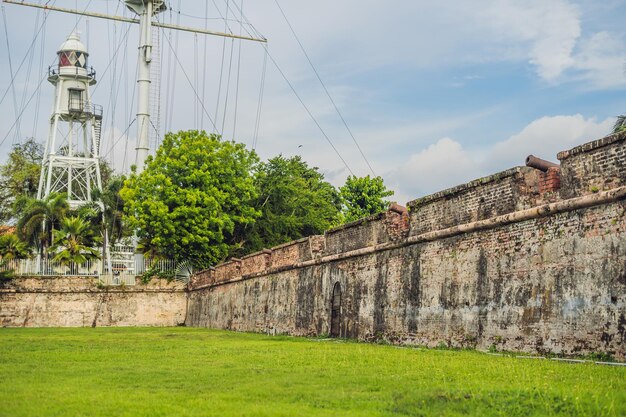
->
37, 32, 103, 209
125, 0, 166, 174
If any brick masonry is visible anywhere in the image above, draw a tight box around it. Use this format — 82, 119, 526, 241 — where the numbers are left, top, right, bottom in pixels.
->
559, 131, 626, 198
187, 133, 626, 359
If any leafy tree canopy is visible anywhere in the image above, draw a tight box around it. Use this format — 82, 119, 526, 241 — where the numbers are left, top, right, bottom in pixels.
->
120, 130, 259, 268
339, 175, 394, 223
0, 139, 43, 223
91, 175, 129, 246
16, 192, 69, 257
241, 155, 341, 254
0, 138, 116, 225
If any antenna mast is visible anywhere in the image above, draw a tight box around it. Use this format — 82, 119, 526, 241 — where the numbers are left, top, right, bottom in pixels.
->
124, 0, 165, 173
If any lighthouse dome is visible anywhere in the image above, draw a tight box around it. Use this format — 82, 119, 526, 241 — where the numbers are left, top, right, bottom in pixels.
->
57, 33, 88, 69
58, 32, 88, 54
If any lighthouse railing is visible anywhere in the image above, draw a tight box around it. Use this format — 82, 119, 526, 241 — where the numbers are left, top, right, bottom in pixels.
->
48, 65, 96, 79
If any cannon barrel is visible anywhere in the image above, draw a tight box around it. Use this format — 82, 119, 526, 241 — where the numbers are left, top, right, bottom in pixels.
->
525, 155, 560, 172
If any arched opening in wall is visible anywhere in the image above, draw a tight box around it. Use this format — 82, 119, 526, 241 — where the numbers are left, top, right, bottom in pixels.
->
330, 282, 342, 338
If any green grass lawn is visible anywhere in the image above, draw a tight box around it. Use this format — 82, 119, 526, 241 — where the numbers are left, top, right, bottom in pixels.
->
0, 328, 624, 417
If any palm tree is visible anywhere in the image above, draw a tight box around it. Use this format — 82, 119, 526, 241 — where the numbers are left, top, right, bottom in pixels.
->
613, 115, 626, 134
0, 233, 30, 260
0, 259, 14, 283
91, 175, 128, 246
16, 193, 69, 259
50, 216, 101, 273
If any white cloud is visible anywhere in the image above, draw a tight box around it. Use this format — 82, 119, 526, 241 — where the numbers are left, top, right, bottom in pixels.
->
486, 114, 613, 170
388, 137, 478, 204
571, 31, 626, 89
482, 0, 581, 81
389, 114, 613, 204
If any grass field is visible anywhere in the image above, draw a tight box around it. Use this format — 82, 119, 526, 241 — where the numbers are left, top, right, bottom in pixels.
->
0, 328, 624, 417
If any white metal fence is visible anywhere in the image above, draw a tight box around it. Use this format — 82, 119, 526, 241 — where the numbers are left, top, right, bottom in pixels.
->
0, 258, 191, 285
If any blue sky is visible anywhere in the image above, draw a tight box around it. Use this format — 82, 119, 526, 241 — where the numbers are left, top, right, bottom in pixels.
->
1, 0, 625, 204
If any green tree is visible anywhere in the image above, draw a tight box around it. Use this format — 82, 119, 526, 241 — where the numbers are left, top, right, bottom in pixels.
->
0, 138, 116, 225
91, 175, 129, 247
120, 130, 259, 268
16, 193, 69, 258
0, 233, 30, 260
613, 115, 626, 134
0, 259, 14, 283
50, 216, 101, 271
339, 175, 394, 223
0, 139, 43, 223
241, 155, 341, 254
72, 175, 128, 245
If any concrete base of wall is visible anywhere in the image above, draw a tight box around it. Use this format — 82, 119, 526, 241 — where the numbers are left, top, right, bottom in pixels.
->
0, 277, 187, 328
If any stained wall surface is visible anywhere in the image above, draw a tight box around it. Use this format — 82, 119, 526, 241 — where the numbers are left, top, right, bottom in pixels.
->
0, 277, 187, 327
187, 132, 626, 359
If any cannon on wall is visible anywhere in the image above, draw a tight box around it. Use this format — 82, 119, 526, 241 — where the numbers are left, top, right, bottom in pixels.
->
525, 155, 560, 172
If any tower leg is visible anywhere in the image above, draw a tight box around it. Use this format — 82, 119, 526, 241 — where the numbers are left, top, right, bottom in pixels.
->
68, 121, 74, 201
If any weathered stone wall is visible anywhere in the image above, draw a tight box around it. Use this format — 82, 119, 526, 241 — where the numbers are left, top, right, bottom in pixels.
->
407, 167, 542, 236
187, 134, 626, 359
0, 277, 187, 327
559, 131, 626, 199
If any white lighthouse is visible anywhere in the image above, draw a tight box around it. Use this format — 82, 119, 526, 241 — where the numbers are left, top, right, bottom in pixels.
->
37, 32, 103, 209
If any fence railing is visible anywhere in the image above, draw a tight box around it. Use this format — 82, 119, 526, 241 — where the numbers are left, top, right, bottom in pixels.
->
1, 259, 100, 276
99, 274, 136, 286
0, 258, 191, 286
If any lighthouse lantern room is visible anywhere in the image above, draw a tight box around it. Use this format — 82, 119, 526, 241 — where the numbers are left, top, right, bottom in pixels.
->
37, 32, 103, 209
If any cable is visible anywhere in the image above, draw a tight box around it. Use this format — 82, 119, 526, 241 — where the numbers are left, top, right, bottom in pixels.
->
213, 0, 230, 130
92, 23, 133, 96
163, 5, 247, 25
154, 23, 163, 149
0, 74, 47, 149
32, 9, 48, 140
2, 0, 96, 147
200, 0, 209, 130
102, 118, 137, 159
163, 6, 174, 134
252, 48, 267, 150
194, 32, 198, 129
231, 0, 243, 141
220, 37, 235, 135
161, 28, 218, 132
0, 0, 55, 109
166, 0, 181, 133
104, 24, 134, 167
261, 45, 355, 176
16, 8, 40, 145
2, 3, 21, 142
273, 0, 375, 176
228, 0, 265, 41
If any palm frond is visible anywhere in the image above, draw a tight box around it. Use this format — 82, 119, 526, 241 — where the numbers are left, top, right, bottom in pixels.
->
613, 115, 626, 133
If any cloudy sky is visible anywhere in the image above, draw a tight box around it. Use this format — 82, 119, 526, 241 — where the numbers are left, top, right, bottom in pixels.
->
1, 0, 625, 204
